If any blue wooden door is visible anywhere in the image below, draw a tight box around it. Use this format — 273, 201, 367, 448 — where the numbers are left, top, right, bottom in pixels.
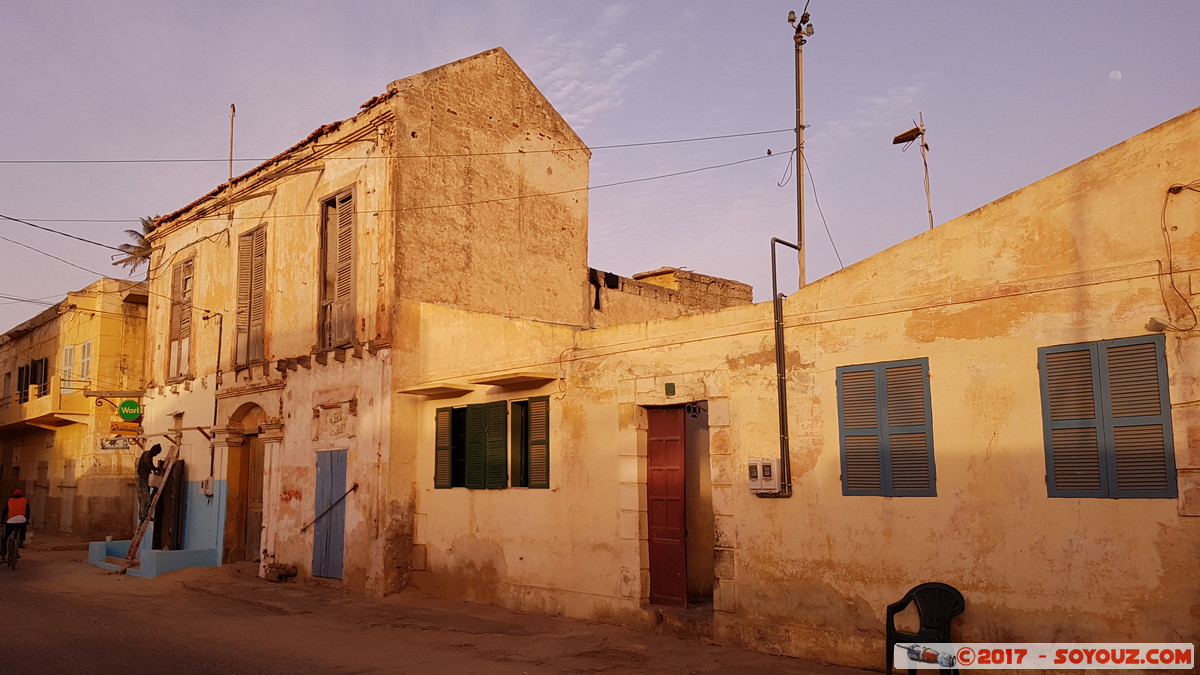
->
313, 450, 347, 579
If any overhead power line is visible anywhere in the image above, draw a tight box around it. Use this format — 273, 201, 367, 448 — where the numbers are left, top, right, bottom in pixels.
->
0, 128, 791, 165
0, 213, 124, 252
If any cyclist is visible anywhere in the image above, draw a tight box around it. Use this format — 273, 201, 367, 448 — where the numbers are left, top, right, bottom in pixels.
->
1, 488, 29, 558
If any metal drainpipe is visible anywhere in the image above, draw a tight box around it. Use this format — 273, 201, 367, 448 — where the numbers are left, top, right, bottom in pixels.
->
203, 312, 223, 477
765, 237, 798, 498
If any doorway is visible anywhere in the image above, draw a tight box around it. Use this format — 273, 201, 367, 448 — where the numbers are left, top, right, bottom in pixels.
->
224, 403, 267, 563
312, 449, 347, 579
646, 404, 714, 608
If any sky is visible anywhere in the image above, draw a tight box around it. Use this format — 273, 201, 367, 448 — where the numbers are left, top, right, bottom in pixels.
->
1, 1, 1198, 331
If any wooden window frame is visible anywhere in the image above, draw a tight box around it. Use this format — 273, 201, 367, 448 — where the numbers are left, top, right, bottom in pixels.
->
17, 364, 29, 403
61, 344, 75, 394
836, 358, 936, 497
1038, 335, 1177, 499
510, 397, 551, 489
235, 225, 268, 367
167, 258, 195, 381
318, 188, 356, 351
30, 357, 49, 398
434, 401, 514, 490
79, 340, 92, 383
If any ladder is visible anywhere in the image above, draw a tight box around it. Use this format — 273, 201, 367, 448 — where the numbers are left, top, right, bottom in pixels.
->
117, 442, 181, 575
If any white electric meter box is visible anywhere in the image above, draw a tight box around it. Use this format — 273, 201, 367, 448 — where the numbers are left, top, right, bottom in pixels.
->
758, 457, 780, 493
748, 459, 763, 492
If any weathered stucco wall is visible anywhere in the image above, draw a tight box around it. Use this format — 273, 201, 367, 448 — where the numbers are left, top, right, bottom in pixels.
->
404, 107, 1200, 669
587, 267, 754, 329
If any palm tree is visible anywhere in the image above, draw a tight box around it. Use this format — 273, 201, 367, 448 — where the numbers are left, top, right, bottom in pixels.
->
113, 216, 157, 276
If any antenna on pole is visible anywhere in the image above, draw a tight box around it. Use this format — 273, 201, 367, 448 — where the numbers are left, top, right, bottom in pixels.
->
788, 4, 815, 288
892, 112, 934, 230
228, 103, 236, 184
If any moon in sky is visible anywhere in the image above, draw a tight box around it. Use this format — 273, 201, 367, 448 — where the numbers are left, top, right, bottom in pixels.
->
1109, 70, 1122, 81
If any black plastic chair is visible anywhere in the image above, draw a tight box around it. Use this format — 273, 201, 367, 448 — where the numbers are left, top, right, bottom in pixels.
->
885, 582, 965, 674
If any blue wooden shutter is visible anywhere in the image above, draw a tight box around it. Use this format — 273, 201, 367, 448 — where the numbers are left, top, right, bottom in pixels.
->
434, 407, 452, 489
527, 397, 550, 489
838, 367, 883, 495
1103, 336, 1176, 498
1040, 344, 1108, 497
883, 361, 935, 496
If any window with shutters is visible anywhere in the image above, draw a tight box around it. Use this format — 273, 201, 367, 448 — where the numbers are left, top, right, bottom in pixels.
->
836, 358, 936, 497
167, 259, 194, 380
30, 358, 49, 398
79, 341, 92, 383
61, 344, 75, 394
235, 226, 268, 366
319, 190, 355, 350
17, 364, 29, 403
1038, 335, 1176, 499
510, 397, 551, 489
434, 399, 550, 490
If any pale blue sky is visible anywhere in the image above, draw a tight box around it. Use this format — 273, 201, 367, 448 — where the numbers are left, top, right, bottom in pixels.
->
2, 1, 1198, 330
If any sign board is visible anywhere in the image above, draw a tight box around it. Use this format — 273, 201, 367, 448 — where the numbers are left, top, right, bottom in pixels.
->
110, 421, 142, 436
100, 437, 130, 450
117, 400, 143, 421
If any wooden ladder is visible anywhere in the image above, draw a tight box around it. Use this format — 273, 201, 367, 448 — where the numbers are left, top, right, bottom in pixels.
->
117, 443, 181, 575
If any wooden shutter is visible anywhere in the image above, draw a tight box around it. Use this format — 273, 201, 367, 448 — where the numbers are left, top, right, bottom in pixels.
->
434, 408, 452, 489
1040, 345, 1107, 496
884, 362, 935, 495
839, 368, 883, 494
484, 401, 508, 489
79, 341, 92, 381
1104, 338, 1175, 497
169, 260, 193, 378
465, 404, 488, 489
248, 227, 267, 362
331, 192, 355, 347
838, 359, 934, 496
17, 364, 29, 402
235, 231, 253, 365
527, 397, 550, 489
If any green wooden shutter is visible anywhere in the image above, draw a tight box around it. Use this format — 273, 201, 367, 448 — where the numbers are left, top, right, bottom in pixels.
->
1040, 345, 1106, 497
484, 401, 508, 489
465, 404, 488, 489
838, 367, 883, 495
883, 361, 935, 496
1103, 337, 1176, 498
527, 397, 550, 489
434, 408, 452, 489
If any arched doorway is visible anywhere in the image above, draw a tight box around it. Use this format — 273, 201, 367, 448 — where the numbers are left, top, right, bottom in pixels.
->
225, 402, 267, 563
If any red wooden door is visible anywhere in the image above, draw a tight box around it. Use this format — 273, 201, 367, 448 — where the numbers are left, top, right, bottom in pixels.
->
647, 407, 687, 607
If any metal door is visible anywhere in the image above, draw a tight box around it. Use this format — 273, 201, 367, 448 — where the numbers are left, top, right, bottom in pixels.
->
312, 449, 347, 579
244, 436, 264, 561
647, 407, 687, 607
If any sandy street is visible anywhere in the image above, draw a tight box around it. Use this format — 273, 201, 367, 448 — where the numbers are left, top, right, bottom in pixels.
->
0, 535, 872, 674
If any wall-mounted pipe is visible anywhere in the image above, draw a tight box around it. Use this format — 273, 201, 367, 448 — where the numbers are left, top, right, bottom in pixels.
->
763, 237, 799, 498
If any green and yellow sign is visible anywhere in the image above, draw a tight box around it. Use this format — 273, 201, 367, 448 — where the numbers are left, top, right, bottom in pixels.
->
117, 399, 143, 421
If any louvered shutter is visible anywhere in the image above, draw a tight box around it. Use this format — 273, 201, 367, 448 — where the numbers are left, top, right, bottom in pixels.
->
169, 262, 184, 377
235, 232, 253, 365
1039, 336, 1176, 499
527, 397, 550, 489
248, 227, 267, 362
331, 192, 355, 347
883, 362, 935, 495
1040, 345, 1105, 496
465, 404, 488, 489
838, 368, 883, 494
434, 408, 452, 489
484, 401, 508, 489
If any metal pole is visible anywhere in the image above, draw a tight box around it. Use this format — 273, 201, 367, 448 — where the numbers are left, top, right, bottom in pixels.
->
768, 237, 798, 498
794, 28, 806, 288
228, 103, 236, 183
919, 112, 933, 230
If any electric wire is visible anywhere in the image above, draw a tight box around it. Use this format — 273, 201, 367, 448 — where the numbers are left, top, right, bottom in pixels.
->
801, 150, 844, 269
0, 128, 793, 166
0, 213, 125, 252
1156, 180, 1200, 330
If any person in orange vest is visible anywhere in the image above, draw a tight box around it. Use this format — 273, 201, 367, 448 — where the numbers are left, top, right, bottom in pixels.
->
1, 488, 30, 557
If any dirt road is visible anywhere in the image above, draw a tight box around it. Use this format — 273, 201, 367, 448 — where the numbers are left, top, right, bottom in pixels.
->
0, 535, 873, 674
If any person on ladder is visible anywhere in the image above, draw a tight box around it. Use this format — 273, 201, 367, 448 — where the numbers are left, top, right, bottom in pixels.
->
136, 444, 164, 522
1, 488, 30, 557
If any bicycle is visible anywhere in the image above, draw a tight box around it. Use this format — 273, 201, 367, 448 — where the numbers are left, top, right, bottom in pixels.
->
4, 528, 18, 570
